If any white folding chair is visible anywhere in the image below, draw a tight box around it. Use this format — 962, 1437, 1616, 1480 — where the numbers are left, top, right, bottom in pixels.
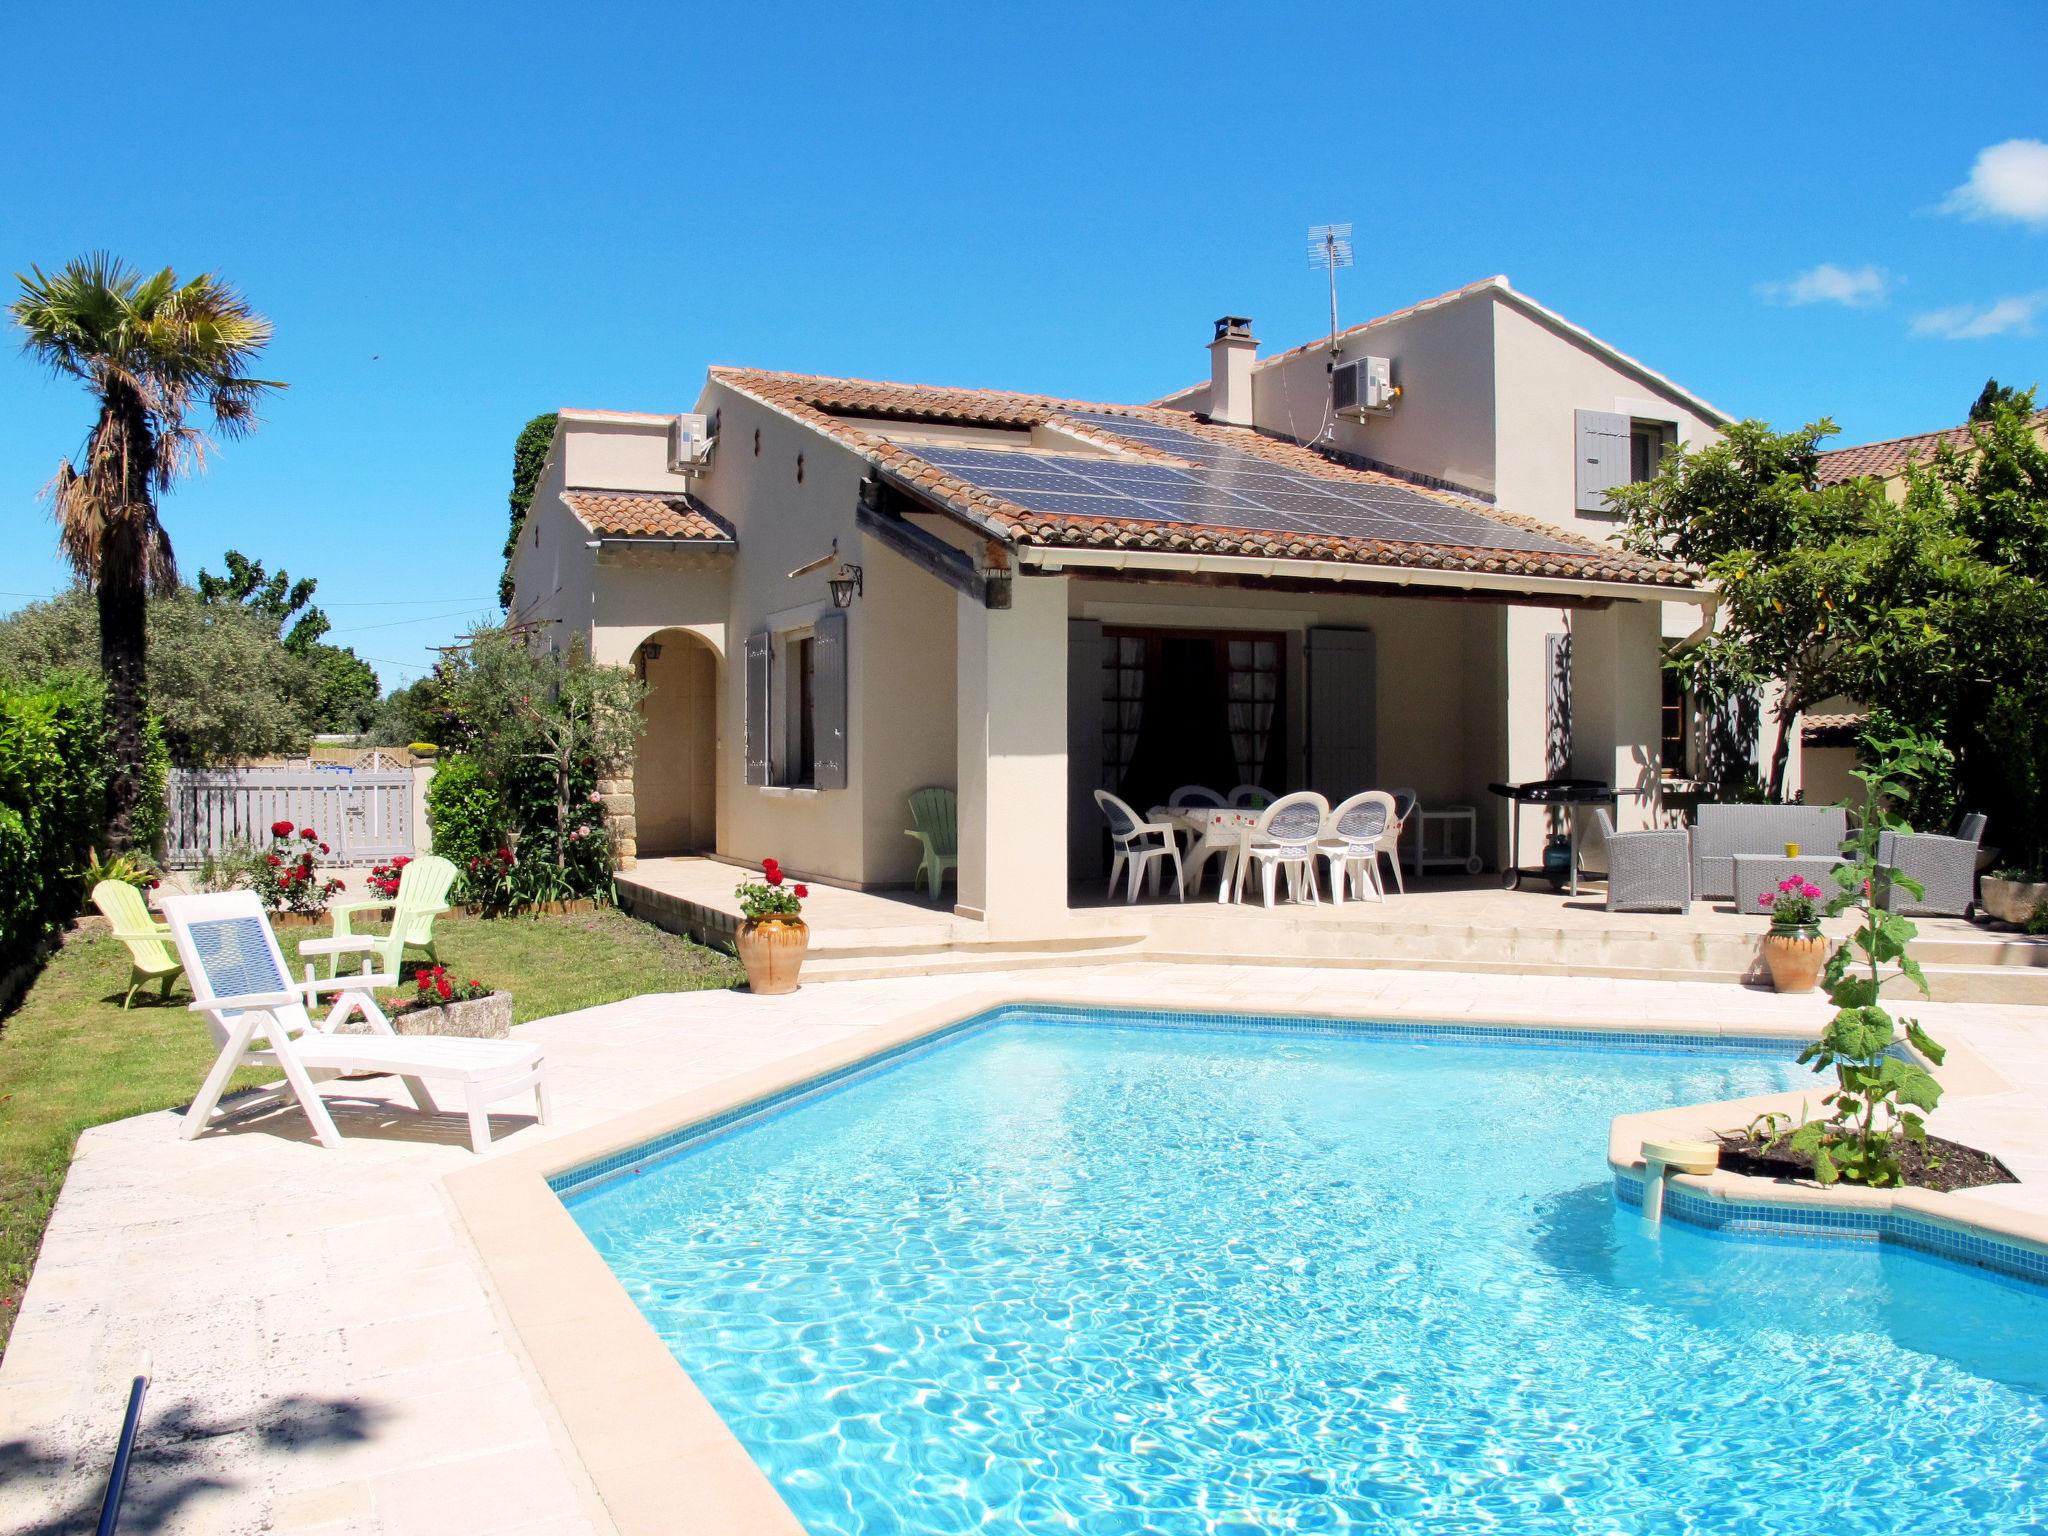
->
162, 890, 550, 1153
1319, 791, 1396, 904
1168, 785, 1228, 809
1229, 783, 1275, 810
1094, 790, 1186, 904
1239, 792, 1331, 907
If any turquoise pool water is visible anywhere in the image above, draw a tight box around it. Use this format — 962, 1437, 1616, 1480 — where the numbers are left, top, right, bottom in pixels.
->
565, 1009, 2048, 1534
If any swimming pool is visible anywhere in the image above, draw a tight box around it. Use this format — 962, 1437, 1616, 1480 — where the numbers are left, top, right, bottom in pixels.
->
564, 1006, 2048, 1534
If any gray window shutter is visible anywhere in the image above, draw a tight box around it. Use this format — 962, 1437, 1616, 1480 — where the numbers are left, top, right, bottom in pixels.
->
743, 632, 771, 786
1306, 627, 1376, 797
812, 611, 848, 790
1574, 409, 1631, 513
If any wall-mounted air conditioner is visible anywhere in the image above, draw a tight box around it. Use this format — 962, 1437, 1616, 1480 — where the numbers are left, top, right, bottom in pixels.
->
1332, 356, 1397, 419
668, 412, 715, 474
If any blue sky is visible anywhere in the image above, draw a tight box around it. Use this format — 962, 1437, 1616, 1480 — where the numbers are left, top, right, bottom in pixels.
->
4, 1, 2044, 689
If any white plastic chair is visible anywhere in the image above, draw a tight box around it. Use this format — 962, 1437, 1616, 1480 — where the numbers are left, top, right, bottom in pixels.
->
1239, 792, 1331, 907
1229, 783, 1275, 810
161, 890, 550, 1154
1168, 785, 1228, 809
1094, 790, 1186, 904
1319, 791, 1396, 904
1383, 786, 1418, 893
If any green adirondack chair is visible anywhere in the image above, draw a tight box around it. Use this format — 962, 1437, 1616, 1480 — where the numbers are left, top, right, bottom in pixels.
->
302, 854, 457, 978
905, 787, 958, 900
92, 879, 184, 1008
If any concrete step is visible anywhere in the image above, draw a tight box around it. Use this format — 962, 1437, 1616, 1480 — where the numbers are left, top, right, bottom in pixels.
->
789, 939, 2048, 1004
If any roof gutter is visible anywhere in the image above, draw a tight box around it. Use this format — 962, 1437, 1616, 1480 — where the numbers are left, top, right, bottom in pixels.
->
583, 535, 735, 549
1010, 543, 1712, 606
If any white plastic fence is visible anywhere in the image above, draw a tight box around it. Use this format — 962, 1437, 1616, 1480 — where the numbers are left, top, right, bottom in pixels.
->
164, 766, 415, 867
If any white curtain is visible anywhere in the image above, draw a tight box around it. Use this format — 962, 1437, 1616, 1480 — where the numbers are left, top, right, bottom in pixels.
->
1226, 638, 1278, 785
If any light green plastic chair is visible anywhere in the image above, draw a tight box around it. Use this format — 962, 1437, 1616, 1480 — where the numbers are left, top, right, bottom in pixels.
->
92, 879, 184, 1009
905, 787, 958, 900
301, 854, 457, 978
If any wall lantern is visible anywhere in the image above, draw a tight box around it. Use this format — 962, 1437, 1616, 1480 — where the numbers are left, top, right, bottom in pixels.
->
828, 564, 864, 609
639, 641, 663, 661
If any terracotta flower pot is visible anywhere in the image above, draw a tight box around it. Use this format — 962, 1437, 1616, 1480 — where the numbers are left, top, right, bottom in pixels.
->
736, 915, 809, 994
1761, 924, 1829, 993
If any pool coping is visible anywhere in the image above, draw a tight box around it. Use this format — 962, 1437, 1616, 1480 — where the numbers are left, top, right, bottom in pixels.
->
443, 990, 2031, 1536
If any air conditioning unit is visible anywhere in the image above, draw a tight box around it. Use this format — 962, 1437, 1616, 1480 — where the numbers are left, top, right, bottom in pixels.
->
667, 412, 714, 474
1332, 355, 1397, 419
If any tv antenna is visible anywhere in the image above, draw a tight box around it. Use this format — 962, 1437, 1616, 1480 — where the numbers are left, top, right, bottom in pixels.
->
1307, 222, 1353, 360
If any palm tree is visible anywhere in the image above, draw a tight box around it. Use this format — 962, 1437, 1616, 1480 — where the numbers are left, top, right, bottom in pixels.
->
10, 254, 281, 848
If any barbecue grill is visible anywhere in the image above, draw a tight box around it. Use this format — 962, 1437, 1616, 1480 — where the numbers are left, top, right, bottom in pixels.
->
1486, 778, 1640, 896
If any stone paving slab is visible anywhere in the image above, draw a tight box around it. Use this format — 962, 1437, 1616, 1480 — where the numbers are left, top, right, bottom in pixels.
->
2, 965, 2044, 1534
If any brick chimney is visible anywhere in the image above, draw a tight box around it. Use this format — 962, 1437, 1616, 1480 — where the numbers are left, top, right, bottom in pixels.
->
1207, 316, 1257, 427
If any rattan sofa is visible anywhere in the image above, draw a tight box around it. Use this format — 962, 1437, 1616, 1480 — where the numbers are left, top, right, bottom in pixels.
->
1690, 804, 1850, 902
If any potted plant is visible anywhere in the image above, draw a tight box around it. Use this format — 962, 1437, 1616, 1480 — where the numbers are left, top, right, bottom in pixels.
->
384, 966, 511, 1039
734, 858, 810, 994
1757, 874, 1830, 992
1980, 865, 2048, 926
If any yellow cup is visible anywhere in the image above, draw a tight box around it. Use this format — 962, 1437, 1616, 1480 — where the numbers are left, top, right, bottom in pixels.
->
1784, 842, 1801, 858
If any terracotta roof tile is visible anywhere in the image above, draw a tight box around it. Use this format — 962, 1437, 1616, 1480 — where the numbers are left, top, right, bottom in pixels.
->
710, 368, 1695, 590
1816, 411, 2048, 485
562, 488, 734, 542
1801, 711, 1869, 747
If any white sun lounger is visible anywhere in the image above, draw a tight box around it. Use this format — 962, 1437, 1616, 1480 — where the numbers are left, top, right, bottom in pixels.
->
160, 890, 550, 1153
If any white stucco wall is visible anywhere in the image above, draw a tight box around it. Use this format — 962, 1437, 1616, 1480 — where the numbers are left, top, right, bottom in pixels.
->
1249, 292, 1500, 495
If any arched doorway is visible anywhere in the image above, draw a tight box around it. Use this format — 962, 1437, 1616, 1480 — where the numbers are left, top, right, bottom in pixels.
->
632, 629, 718, 855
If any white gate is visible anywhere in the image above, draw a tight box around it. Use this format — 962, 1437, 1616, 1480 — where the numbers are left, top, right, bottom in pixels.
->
164, 766, 416, 867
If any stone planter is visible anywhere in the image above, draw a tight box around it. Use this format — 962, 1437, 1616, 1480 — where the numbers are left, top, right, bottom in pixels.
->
1979, 877, 2048, 926
343, 991, 513, 1039
1761, 924, 1829, 993
735, 916, 809, 994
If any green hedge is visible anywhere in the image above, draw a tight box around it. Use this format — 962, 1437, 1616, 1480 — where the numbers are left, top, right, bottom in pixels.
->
0, 673, 115, 978
424, 751, 504, 873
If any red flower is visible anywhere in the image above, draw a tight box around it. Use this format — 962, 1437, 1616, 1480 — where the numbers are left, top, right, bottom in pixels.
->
765, 870, 783, 887
319, 843, 331, 855
436, 978, 453, 1001
270, 819, 295, 838
497, 847, 513, 862
793, 884, 809, 899
394, 856, 411, 868
266, 854, 282, 867
762, 857, 781, 873
146, 878, 160, 889
299, 827, 317, 841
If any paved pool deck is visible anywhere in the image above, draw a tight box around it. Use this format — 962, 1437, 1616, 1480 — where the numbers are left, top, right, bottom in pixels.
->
4, 964, 2046, 1535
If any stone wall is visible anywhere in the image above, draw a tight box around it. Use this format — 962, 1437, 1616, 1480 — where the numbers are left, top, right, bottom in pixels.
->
599, 775, 637, 869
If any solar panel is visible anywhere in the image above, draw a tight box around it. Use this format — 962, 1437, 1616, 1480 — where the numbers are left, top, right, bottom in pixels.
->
909, 418, 1579, 555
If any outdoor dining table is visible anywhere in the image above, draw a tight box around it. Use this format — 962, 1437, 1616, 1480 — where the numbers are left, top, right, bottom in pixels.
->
1154, 805, 1263, 902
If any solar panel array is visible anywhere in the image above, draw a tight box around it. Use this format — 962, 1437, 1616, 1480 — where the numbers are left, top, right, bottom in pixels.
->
905, 412, 1576, 555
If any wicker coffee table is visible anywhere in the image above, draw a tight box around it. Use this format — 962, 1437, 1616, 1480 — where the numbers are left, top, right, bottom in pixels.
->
1729, 853, 1848, 917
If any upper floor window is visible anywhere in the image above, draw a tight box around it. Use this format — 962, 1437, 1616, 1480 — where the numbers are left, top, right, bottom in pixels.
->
1631, 419, 1678, 484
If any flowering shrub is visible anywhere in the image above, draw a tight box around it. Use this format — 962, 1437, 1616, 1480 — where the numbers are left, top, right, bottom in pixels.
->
1758, 875, 1826, 928
735, 857, 809, 921
394, 964, 493, 1015
252, 824, 343, 916
365, 854, 412, 900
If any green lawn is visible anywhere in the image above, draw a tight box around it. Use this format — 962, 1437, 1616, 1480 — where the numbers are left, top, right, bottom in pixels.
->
0, 906, 740, 1356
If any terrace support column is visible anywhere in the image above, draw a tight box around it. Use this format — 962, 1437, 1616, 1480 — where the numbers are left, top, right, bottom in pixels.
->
955, 573, 1069, 936
1569, 599, 1664, 832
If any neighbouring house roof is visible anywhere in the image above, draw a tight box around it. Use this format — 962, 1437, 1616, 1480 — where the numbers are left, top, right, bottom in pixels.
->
711, 369, 1698, 592
1800, 711, 1869, 748
1150, 275, 1735, 427
1815, 410, 2048, 485
561, 488, 735, 542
